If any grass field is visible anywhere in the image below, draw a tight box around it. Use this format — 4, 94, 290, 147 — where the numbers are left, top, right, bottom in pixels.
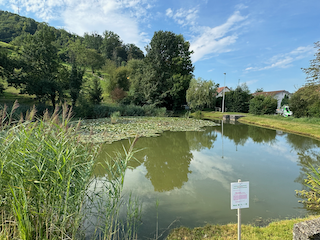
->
167, 215, 319, 240
196, 111, 320, 140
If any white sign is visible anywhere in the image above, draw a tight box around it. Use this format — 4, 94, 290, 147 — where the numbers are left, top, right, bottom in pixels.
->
231, 181, 249, 209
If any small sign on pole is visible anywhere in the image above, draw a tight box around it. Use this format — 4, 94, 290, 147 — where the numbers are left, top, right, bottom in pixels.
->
231, 180, 249, 209
231, 179, 249, 240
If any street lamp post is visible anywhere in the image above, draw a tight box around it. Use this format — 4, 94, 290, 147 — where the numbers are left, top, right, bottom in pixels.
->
222, 73, 226, 113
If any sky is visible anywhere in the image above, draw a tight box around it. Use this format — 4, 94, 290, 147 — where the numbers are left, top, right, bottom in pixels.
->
1, 0, 320, 93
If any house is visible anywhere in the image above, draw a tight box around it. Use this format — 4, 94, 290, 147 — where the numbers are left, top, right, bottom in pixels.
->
216, 86, 231, 98
252, 90, 291, 109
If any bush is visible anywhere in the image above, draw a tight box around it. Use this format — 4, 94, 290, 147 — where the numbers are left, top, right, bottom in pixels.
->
194, 110, 203, 119
289, 84, 320, 118
111, 111, 121, 123
249, 95, 277, 115
225, 84, 251, 113
110, 87, 127, 103
122, 104, 145, 116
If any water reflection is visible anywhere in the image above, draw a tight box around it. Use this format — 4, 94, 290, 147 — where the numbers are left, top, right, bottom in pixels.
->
96, 128, 217, 192
215, 120, 277, 145
93, 121, 320, 239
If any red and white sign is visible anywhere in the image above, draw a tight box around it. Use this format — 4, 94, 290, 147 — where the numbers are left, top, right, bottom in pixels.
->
231, 181, 249, 209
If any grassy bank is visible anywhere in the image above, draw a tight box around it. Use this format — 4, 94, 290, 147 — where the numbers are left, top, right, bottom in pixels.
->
196, 111, 320, 140
167, 215, 319, 240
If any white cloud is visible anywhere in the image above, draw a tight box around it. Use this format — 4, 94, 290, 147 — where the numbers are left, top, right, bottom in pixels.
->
166, 8, 173, 17
190, 11, 247, 63
245, 45, 315, 72
166, 7, 199, 27
244, 79, 258, 85
62, 1, 143, 45
235, 3, 248, 10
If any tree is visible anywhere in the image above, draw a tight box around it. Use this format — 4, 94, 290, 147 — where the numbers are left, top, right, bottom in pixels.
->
84, 32, 103, 53
85, 48, 105, 73
69, 63, 84, 107
302, 41, 320, 84
281, 94, 290, 106
255, 88, 264, 93
7, 25, 66, 106
225, 83, 251, 113
88, 77, 103, 104
101, 31, 122, 60
0, 48, 17, 79
289, 84, 320, 117
68, 39, 105, 73
126, 44, 144, 61
186, 77, 218, 110
110, 87, 127, 103
143, 31, 194, 109
112, 45, 127, 67
108, 66, 130, 93
126, 59, 146, 105
249, 95, 277, 115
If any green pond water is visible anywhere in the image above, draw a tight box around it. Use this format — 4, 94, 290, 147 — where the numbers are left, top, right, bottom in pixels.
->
94, 120, 320, 239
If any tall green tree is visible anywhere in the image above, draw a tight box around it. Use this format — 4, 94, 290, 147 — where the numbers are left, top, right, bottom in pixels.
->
225, 83, 251, 113
84, 32, 103, 53
88, 77, 103, 104
186, 77, 218, 110
101, 31, 122, 60
108, 66, 130, 93
69, 63, 84, 107
126, 59, 146, 105
7, 25, 66, 106
68, 39, 104, 72
0, 48, 17, 79
126, 44, 144, 61
143, 31, 194, 109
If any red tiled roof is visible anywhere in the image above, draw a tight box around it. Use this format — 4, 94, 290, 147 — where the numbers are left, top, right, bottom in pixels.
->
217, 87, 230, 93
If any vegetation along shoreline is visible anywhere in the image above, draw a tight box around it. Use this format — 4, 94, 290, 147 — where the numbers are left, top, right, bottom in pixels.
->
197, 111, 320, 141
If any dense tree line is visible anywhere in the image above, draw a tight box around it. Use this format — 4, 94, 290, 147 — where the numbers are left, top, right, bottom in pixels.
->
0, 11, 195, 114
0, 11, 38, 42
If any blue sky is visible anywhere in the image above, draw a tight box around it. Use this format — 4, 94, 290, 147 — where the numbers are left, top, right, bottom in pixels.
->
1, 0, 319, 93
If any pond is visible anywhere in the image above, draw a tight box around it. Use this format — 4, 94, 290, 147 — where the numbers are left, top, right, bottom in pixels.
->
94, 120, 320, 239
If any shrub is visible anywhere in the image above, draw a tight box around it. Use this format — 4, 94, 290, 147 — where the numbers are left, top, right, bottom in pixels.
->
289, 84, 320, 118
88, 77, 103, 104
249, 95, 277, 115
122, 104, 145, 116
111, 111, 121, 123
194, 110, 203, 119
110, 87, 127, 103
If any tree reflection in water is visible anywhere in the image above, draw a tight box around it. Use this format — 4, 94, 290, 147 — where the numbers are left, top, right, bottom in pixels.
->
95, 127, 217, 192
214, 120, 277, 146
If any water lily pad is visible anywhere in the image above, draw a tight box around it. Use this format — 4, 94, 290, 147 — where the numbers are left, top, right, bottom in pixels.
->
76, 117, 219, 144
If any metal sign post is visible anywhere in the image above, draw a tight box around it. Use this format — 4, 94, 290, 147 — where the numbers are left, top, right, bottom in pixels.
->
231, 179, 249, 240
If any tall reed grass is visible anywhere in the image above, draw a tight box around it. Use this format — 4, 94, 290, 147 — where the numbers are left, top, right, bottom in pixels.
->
0, 101, 141, 240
